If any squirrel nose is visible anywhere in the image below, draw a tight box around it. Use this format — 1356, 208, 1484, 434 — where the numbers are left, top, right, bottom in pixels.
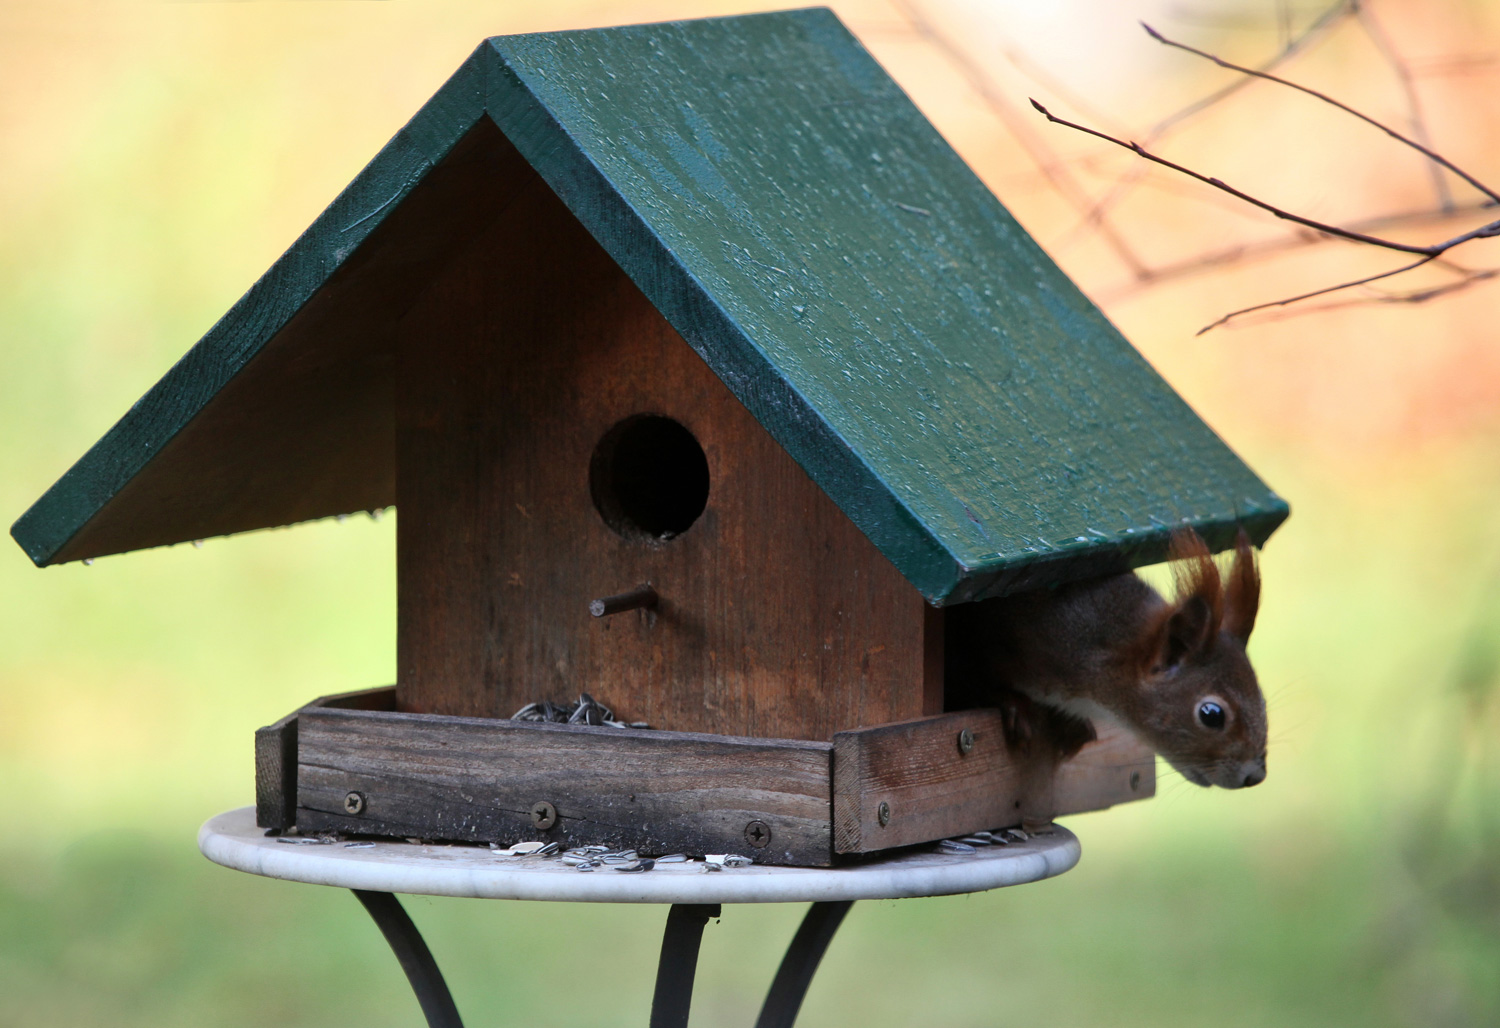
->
1242, 767, 1266, 788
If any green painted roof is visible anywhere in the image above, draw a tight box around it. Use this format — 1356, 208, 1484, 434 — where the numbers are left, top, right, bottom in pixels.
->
11, 7, 1286, 604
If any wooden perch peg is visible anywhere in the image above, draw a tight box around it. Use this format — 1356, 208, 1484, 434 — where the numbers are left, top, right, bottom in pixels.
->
590, 584, 659, 618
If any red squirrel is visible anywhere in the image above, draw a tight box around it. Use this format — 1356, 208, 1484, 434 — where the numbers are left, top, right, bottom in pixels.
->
946, 528, 1267, 790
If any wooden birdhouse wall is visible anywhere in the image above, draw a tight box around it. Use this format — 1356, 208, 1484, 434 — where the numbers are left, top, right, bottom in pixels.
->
394, 127, 942, 741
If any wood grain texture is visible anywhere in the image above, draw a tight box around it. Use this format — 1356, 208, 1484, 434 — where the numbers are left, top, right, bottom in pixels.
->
832, 710, 1152, 854
254, 687, 399, 829
1053, 722, 1156, 814
394, 129, 936, 741
254, 712, 299, 831
15, 10, 1286, 606
294, 707, 834, 866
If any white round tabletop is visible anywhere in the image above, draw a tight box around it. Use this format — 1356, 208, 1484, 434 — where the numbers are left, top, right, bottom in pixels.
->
199, 807, 1080, 905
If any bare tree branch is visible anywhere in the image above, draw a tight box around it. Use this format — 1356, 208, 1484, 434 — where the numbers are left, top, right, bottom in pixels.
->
1031, 15, 1500, 336
1098, 201, 1499, 300
901, 0, 1494, 331
1371, 266, 1500, 304
1071, 0, 1358, 242
1030, 98, 1500, 255
1143, 22, 1500, 205
1196, 254, 1437, 333
1143, 0, 1356, 140
1223, 266, 1500, 327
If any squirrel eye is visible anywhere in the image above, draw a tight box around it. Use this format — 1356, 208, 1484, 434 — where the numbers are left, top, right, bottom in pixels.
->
1197, 701, 1226, 730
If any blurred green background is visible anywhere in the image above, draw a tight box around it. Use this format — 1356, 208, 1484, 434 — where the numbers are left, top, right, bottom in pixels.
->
3, 1, 1499, 1025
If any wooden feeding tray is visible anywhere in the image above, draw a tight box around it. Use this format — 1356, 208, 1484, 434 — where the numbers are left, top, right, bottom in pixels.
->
256, 688, 1154, 866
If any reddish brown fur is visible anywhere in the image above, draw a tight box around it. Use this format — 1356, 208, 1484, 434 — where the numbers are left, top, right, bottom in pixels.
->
1222, 528, 1260, 642
946, 527, 1268, 791
1169, 526, 1223, 637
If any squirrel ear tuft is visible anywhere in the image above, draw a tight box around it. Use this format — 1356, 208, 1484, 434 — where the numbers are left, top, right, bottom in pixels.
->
1223, 526, 1261, 642
1160, 594, 1215, 669
1168, 527, 1223, 630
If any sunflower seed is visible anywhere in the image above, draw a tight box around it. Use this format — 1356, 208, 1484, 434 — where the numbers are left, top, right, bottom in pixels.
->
511, 693, 644, 729
614, 859, 655, 873
937, 839, 976, 855
960, 835, 993, 846
343, 841, 377, 849
1005, 829, 1029, 842
721, 854, 754, 868
655, 853, 689, 863
699, 861, 723, 872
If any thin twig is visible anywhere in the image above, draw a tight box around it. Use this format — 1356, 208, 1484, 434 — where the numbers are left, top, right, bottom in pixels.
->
1196, 255, 1438, 333
1143, 23, 1500, 205
1144, 0, 1356, 139
1031, 99, 1500, 255
1371, 265, 1500, 304
1071, 0, 1357, 248
1224, 267, 1500, 326
1099, 201, 1499, 300
1030, 8, 1500, 334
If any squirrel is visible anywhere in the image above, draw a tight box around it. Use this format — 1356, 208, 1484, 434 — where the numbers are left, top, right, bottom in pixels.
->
946, 527, 1267, 791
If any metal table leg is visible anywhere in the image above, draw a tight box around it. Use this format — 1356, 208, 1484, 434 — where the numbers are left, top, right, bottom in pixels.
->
353, 890, 465, 1028
352, 892, 844, 1028
649, 903, 721, 1028
754, 901, 854, 1028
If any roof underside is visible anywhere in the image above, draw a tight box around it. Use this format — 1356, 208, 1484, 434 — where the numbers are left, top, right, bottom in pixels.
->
11, 7, 1287, 604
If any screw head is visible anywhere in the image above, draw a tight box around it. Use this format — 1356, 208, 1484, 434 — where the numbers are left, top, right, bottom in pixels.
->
877, 801, 891, 827
530, 800, 558, 829
744, 820, 771, 848
1129, 771, 1141, 791
957, 728, 975, 755
343, 791, 365, 816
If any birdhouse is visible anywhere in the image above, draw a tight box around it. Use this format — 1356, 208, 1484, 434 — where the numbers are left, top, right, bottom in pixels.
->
11, 9, 1286, 866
